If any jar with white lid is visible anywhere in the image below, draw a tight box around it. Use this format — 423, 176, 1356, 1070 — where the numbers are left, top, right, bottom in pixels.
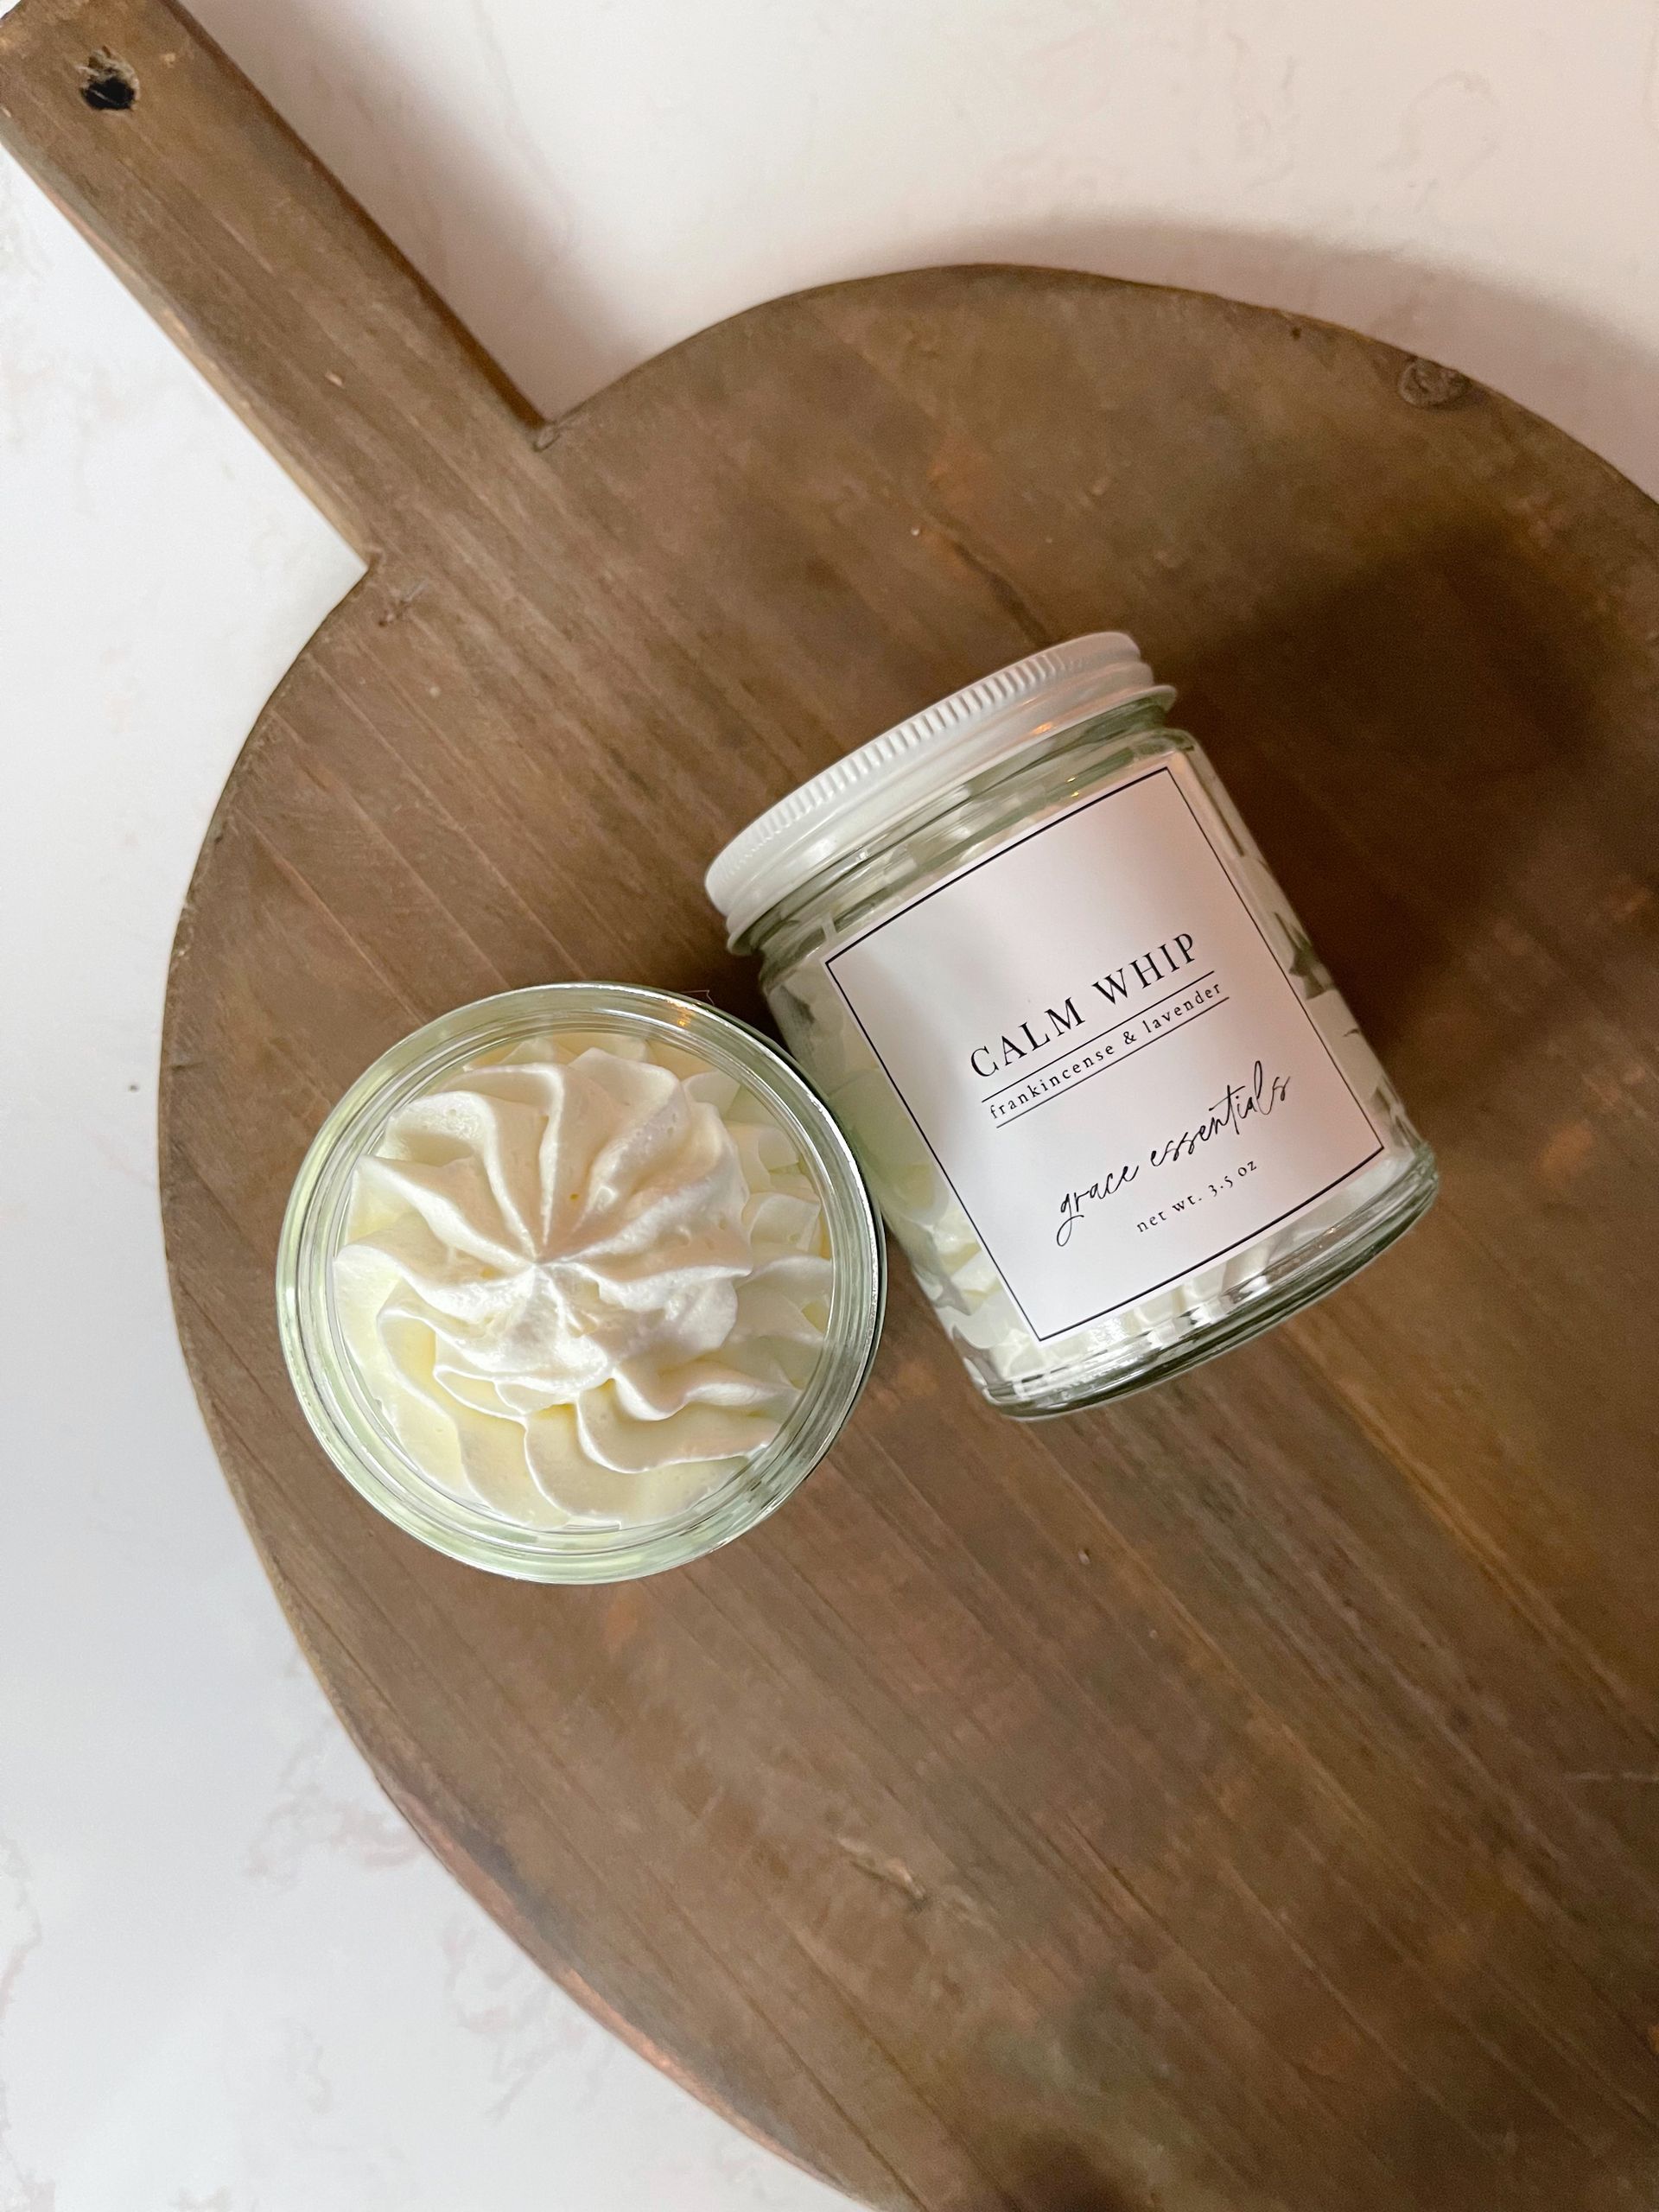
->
708, 634, 1436, 1415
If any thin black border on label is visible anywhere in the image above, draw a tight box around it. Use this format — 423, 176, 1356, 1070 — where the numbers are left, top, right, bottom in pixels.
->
823, 760, 1384, 1344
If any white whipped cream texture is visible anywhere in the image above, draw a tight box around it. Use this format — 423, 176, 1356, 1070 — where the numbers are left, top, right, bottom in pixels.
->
334, 1033, 831, 1528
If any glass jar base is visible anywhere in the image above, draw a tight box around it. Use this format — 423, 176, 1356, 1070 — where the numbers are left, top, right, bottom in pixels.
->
976, 1147, 1439, 1419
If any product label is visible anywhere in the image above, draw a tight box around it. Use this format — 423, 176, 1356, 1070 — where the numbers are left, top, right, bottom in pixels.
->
824, 759, 1382, 1341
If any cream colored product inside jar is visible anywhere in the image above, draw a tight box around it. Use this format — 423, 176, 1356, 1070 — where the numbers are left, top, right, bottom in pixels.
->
708, 634, 1438, 1415
334, 1030, 831, 1529
277, 987, 884, 1581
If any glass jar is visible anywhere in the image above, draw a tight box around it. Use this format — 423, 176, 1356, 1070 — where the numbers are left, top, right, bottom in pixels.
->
709, 634, 1436, 1416
277, 984, 885, 1580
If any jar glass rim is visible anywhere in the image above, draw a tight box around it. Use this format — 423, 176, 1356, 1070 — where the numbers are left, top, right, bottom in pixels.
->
276, 984, 886, 1582
706, 632, 1174, 944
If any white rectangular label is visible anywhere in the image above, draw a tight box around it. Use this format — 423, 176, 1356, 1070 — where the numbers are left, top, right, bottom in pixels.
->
824, 760, 1382, 1341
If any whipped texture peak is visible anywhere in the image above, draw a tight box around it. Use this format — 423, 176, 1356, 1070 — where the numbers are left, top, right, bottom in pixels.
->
333, 1031, 831, 1528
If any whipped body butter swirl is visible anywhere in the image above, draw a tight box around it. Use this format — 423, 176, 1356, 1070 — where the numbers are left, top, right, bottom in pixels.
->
279, 988, 883, 1581
709, 634, 1438, 1416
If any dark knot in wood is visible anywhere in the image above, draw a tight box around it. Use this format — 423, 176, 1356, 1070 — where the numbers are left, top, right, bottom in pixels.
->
1397, 356, 1471, 408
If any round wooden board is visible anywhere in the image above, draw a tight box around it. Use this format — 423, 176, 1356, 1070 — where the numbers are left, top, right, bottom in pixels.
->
157, 264, 1659, 2209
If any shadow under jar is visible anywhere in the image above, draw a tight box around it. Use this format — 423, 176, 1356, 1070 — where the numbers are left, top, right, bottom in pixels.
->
709, 634, 1437, 1416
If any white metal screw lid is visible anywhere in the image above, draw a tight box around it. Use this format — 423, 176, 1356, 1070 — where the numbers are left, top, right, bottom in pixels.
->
705, 632, 1173, 944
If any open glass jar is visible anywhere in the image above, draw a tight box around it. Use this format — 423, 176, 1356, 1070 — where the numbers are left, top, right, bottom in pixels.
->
277, 985, 884, 1580
709, 633, 1436, 1415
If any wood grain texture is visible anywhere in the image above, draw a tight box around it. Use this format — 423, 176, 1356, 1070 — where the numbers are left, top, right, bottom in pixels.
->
6, 2, 1659, 2204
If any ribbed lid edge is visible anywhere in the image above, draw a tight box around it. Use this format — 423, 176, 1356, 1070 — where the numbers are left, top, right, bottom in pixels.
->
706, 632, 1171, 941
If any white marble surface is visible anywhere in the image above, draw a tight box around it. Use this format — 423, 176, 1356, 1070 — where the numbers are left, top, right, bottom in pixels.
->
3, 2, 1659, 2204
